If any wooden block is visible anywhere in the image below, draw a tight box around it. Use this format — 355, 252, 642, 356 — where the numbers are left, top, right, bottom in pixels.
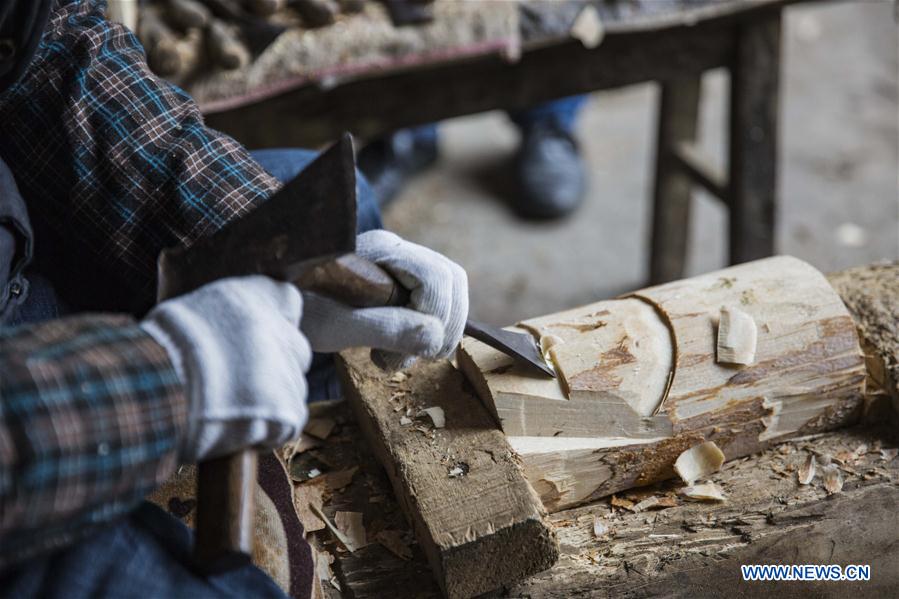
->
336, 350, 559, 599
460, 256, 868, 512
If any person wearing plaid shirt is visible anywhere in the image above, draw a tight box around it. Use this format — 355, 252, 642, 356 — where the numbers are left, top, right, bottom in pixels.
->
0, 1, 469, 597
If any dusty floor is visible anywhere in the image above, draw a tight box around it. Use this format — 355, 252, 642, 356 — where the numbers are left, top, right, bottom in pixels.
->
384, 1, 899, 326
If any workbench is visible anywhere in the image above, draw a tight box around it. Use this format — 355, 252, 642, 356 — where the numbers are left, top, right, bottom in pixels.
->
300, 402, 899, 598
284, 262, 899, 597
191, 0, 802, 284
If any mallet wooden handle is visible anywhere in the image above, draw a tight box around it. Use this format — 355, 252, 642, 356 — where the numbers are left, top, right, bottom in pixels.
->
194, 255, 408, 570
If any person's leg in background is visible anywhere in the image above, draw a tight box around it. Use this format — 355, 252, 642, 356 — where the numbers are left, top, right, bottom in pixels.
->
506, 94, 589, 219
251, 148, 383, 401
357, 95, 589, 219
357, 124, 440, 208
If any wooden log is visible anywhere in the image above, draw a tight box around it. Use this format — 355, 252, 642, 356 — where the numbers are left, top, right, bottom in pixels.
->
335, 353, 559, 599
828, 263, 899, 423
459, 256, 868, 511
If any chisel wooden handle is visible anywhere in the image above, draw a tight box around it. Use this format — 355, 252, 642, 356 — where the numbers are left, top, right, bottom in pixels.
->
194, 255, 407, 571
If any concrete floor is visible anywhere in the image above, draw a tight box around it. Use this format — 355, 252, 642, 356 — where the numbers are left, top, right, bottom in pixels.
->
383, 1, 898, 326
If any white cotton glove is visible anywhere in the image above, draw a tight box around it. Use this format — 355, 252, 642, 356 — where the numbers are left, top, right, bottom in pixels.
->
141, 276, 312, 463
301, 230, 469, 370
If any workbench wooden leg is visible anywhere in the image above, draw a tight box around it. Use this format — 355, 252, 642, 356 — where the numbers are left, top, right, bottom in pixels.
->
728, 11, 782, 264
649, 77, 701, 284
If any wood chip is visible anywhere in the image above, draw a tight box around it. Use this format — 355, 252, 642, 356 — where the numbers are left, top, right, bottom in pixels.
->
798, 454, 817, 485
592, 514, 607, 538
388, 372, 409, 384
304, 417, 336, 440
292, 479, 326, 532
291, 433, 321, 455
880, 448, 898, 461
632, 496, 677, 512
375, 530, 412, 560
399, 415, 412, 426
335, 511, 367, 551
570, 4, 604, 49
680, 483, 727, 502
324, 466, 358, 493
610, 495, 635, 511
420, 406, 446, 429
716, 305, 757, 365
310, 503, 354, 551
823, 464, 844, 495
674, 441, 726, 485
448, 462, 469, 478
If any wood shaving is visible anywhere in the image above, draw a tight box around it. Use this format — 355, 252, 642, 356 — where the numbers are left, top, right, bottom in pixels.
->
291, 433, 321, 455
823, 464, 844, 495
798, 454, 817, 485
310, 503, 355, 551
375, 530, 412, 560
388, 372, 409, 384
419, 406, 445, 429
399, 415, 412, 426
335, 511, 367, 551
592, 514, 607, 538
680, 483, 727, 502
292, 479, 326, 533
716, 306, 757, 365
324, 466, 358, 492
610, 495, 635, 511
632, 496, 677, 512
880, 448, 898, 461
448, 462, 469, 478
674, 442, 726, 485
304, 417, 337, 440
570, 4, 604, 49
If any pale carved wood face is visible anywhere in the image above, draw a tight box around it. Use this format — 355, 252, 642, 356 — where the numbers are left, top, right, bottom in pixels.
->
458, 256, 865, 443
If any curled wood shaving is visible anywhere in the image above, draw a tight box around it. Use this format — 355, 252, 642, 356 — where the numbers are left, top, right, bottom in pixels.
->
798, 454, 817, 485
823, 464, 844, 495
419, 406, 445, 429
674, 442, 726, 485
680, 483, 727, 502
716, 306, 757, 365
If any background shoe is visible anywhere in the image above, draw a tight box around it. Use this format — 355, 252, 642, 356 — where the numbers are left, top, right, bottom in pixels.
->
358, 124, 439, 207
512, 121, 587, 220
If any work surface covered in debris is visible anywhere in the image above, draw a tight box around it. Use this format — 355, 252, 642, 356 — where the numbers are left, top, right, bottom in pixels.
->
291, 397, 899, 598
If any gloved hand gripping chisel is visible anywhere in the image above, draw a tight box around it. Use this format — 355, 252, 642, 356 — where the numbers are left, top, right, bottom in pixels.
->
156, 133, 552, 571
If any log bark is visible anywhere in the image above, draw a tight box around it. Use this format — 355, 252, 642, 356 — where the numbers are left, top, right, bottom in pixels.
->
459, 256, 868, 512
335, 353, 559, 599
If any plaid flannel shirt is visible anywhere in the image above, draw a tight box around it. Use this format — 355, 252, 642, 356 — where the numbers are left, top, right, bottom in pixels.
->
0, 315, 187, 569
0, 0, 290, 567
0, 0, 280, 313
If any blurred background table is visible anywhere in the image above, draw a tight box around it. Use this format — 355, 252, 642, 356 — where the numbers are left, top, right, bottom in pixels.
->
182, 0, 799, 284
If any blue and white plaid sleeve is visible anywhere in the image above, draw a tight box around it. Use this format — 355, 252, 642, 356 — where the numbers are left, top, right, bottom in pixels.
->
0, 0, 281, 313
0, 314, 188, 569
